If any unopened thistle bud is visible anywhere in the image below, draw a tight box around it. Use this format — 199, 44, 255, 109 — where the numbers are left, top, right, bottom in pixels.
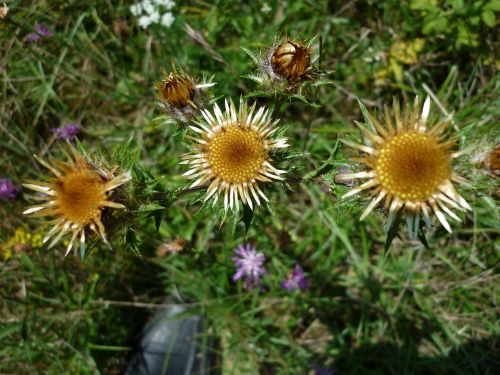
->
158, 73, 196, 108
155, 68, 215, 123
247, 36, 318, 93
271, 40, 311, 81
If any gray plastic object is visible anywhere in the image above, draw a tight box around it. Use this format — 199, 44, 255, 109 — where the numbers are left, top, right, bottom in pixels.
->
124, 305, 221, 375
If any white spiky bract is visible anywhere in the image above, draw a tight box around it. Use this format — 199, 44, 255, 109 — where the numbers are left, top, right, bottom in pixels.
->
23, 146, 131, 256
338, 96, 471, 236
181, 98, 289, 211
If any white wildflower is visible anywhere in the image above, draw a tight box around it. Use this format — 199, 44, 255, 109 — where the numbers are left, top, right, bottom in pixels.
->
261, 3, 272, 13
156, 0, 175, 10
131, 0, 176, 29
142, 0, 155, 14
148, 10, 161, 23
160, 12, 175, 28
138, 14, 152, 29
130, 3, 142, 16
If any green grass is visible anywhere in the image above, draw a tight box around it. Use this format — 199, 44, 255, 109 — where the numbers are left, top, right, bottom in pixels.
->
1, 0, 499, 374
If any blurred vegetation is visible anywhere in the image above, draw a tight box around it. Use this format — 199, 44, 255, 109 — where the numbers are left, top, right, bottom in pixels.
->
0, 0, 499, 374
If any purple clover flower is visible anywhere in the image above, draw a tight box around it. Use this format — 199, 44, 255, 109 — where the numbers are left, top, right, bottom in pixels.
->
25, 24, 53, 43
232, 244, 267, 290
0, 178, 19, 200
281, 264, 310, 292
51, 123, 81, 142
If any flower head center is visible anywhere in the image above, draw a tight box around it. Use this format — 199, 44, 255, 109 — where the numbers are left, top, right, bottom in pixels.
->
54, 170, 107, 225
375, 131, 451, 201
207, 126, 267, 184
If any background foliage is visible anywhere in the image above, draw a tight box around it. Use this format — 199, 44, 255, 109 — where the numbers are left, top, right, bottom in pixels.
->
1, 0, 499, 374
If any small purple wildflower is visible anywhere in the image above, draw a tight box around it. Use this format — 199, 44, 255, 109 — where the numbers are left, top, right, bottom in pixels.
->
35, 24, 53, 37
232, 244, 267, 290
25, 24, 53, 43
0, 178, 19, 200
281, 264, 310, 292
51, 124, 81, 142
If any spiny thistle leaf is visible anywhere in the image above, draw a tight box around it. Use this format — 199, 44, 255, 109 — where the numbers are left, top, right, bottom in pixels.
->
385, 210, 403, 255
303, 163, 335, 181
242, 204, 254, 234
303, 139, 340, 180
418, 225, 430, 250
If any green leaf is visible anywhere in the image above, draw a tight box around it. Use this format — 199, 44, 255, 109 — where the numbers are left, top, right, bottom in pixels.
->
456, 26, 479, 48
137, 203, 164, 212
446, 0, 464, 10
356, 98, 378, 133
125, 228, 141, 257
411, 0, 438, 12
469, 15, 480, 26
88, 344, 132, 351
242, 204, 254, 234
303, 163, 335, 181
422, 16, 448, 34
418, 226, 430, 250
245, 90, 274, 99
153, 211, 163, 232
481, 10, 496, 27
0, 323, 21, 341
485, 0, 500, 11
241, 46, 260, 64
385, 211, 403, 256
20, 254, 43, 277
289, 94, 322, 108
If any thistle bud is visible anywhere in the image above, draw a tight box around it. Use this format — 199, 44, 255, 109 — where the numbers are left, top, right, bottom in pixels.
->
155, 69, 215, 123
271, 40, 311, 81
158, 73, 196, 108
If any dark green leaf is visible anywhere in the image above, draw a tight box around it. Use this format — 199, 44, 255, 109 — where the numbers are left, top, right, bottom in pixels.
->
385, 211, 403, 256
242, 204, 254, 234
481, 10, 496, 27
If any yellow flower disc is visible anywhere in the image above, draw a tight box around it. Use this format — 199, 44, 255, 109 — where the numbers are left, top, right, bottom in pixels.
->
54, 170, 107, 226
375, 131, 452, 201
207, 127, 267, 184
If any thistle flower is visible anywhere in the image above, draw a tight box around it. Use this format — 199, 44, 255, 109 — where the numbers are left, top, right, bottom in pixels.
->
23, 145, 131, 256
337, 96, 471, 235
0, 178, 19, 200
155, 69, 214, 123
51, 123, 81, 142
232, 244, 267, 290
281, 264, 310, 291
25, 24, 53, 43
181, 98, 289, 211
